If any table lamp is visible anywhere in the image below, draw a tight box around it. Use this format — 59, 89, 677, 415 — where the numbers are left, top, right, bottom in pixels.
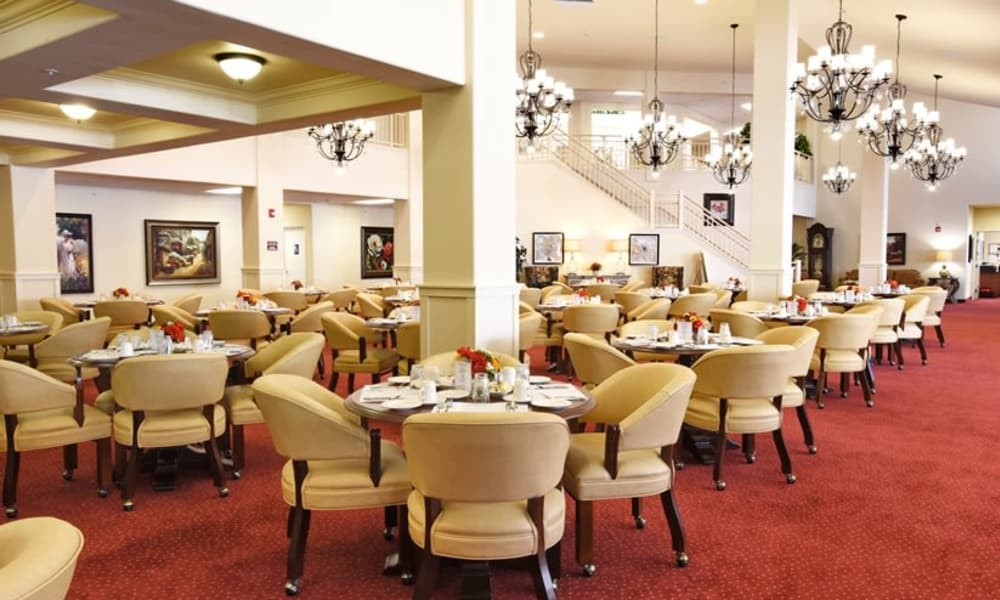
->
936, 250, 953, 278
608, 239, 628, 274
564, 239, 580, 274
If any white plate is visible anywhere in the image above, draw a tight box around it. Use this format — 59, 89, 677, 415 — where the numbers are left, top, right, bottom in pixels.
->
382, 398, 422, 410
503, 393, 532, 404
529, 375, 551, 385
387, 375, 410, 385
530, 397, 572, 409
439, 389, 469, 400
689, 344, 720, 350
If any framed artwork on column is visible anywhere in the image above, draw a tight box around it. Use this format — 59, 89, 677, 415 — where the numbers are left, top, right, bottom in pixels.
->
361, 226, 394, 278
56, 213, 94, 294
886, 232, 907, 265
144, 220, 220, 285
532, 232, 565, 265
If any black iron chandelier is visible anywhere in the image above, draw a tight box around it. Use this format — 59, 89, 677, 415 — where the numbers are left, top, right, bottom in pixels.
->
307, 120, 375, 174
903, 75, 967, 191
822, 141, 856, 195
515, 0, 573, 152
704, 24, 751, 189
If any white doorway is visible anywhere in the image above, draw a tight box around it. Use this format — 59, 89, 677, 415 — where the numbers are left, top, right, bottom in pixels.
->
284, 227, 307, 285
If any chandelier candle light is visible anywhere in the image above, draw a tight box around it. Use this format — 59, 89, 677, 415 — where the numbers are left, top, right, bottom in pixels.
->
704, 24, 751, 189
790, 0, 892, 138
307, 120, 376, 174
903, 75, 967, 191
822, 140, 856, 195
514, 0, 573, 153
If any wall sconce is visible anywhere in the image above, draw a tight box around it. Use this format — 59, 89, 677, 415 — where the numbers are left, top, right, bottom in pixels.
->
564, 239, 580, 274
608, 239, 628, 274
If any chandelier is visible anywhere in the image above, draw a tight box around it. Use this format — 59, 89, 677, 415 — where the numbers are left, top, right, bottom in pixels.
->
790, 0, 892, 138
856, 15, 920, 168
822, 141, 856, 194
514, 0, 573, 152
626, 0, 686, 179
903, 75, 967, 191
307, 120, 376, 174
704, 24, 751, 189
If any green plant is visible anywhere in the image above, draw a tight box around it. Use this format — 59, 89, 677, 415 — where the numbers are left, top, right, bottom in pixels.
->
791, 242, 807, 263
739, 122, 751, 142
794, 132, 812, 157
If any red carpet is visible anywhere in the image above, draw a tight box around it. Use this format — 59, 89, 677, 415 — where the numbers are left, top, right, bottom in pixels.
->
7, 300, 1000, 598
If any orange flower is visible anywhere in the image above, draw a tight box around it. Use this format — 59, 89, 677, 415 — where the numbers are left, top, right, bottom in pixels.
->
113, 287, 130, 299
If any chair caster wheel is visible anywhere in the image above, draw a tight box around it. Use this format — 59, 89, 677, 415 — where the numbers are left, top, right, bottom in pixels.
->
4, 506, 17, 518
785, 473, 797, 484
866, 401, 875, 408
231, 470, 242, 480
676, 552, 689, 568
921, 360, 927, 366
745, 453, 756, 464
123, 501, 134, 512
817, 402, 825, 409
284, 579, 301, 596
807, 445, 817, 455
383, 528, 395, 541
634, 516, 646, 530
400, 571, 415, 586
97, 488, 109, 498
218, 487, 230, 498
840, 392, 848, 398
62, 469, 74, 481
675, 461, 685, 471
715, 480, 727, 491
582, 563, 596, 577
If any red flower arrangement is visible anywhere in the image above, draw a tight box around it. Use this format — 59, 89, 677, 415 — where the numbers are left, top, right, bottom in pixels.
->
290, 280, 303, 291
889, 279, 899, 290
456, 346, 501, 380
796, 296, 809, 312
161, 321, 186, 343
589, 261, 602, 274
678, 312, 706, 332
113, 287, 130, 299
576, 288, 589, 299
236, 290, 259, 305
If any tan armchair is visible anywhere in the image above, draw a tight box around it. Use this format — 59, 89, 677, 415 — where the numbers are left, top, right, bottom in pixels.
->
111, 353, 230, 510
685, 345, 797, 490
324, 288, 358, 312
0, 516, 84, 599
172, 293, 202, 314
321, 312, 399, 393
355, 293, 388, 318
562, 304, 619, 342
807, 314, 878, 408
614, 291, 652, 318
869, 298, 905, 368
730, 300, 770, 313
265, 290, 309, 313
93, 299, 148, 341
222, 333, 325, 479
253, 374, 411, 595
207, 310, 272, 350
39, 297, 82, 325
519, 287, 542, 309
403, 411, 569, 600
709, 309, 767, 338
688, 284, 718, 294
418, 350, 521, 376
911, 286, 947, 348
563, 332, 635, 388
1, 361, 111, 518
562, 363, 695, 576
628, 298, 671, 321
897, 294, 930, 367
620, 279, 647, 292
792, 279, 821, 297
150, 304, 200, 334
1, 310, 64, 364
755, 327, 821, 454
585, 283, 618, 302
617, 319, 673, 363
539, 284, 565, 303
30, 317, 111, 384
667, 293, 716, 319
395, 321, 421, 373
712, 289, 733, 308
519, 311, 543, 362
288, 301, 334, 378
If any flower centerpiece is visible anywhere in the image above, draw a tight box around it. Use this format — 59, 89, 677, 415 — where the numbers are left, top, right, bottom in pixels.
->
678, 312, 706, 333
161, 321, 186, 344
576, 288, 589, 300
113, 287, 130, 299
290, 280, 303, 291
589, 261, 602, 276
888, 279, 899, 290
456, 346, 501, 381
236, 290, 259, 305
727, 276, 742, 289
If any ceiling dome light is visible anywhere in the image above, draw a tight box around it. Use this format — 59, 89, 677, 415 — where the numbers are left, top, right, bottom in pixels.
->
213, 52, 266, 83
59, 103, 96, 121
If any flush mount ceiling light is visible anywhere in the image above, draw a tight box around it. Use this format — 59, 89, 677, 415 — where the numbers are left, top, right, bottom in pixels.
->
213, 52, 266, 83
59, 103, 96, 122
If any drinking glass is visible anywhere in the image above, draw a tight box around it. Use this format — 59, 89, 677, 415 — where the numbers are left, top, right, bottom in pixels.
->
470, 373, 490, 402
423, 366, 440, 387
516, 362, 530, 383
410, 364, 424, 389
676, 321, 693, 343
500, 366, 516, 389
647, 324, 659, 342
719, 322, 733, 345
453, 360, 472, 392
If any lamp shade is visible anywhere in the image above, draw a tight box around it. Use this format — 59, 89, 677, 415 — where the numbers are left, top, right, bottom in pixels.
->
935, 250, 953, 262
59, 104, 96, 121
214, 52, 266, 82
609, 239, 628, 252
564, 239, 580, 252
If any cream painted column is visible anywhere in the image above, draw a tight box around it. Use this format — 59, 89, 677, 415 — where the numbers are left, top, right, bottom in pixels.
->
420, 0, 518, 357
393, 110, 424, 285
0, 166, 60, 312
240, 139, 286, 291
748, 0, 797, 301
857, 151, 889, 287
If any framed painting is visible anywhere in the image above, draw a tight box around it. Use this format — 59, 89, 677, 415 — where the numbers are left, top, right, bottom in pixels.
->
704, 193, 735, 226
886, 232, 907, 266
628, 233, 660, 266
987, 242, 1000, 260
361, 226, 394, 279
56, 213, 94, 294
532, 232, 564, 265
144, 220, 220, 285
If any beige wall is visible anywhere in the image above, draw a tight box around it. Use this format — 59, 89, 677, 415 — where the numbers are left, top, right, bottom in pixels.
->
310, 202, 393, 288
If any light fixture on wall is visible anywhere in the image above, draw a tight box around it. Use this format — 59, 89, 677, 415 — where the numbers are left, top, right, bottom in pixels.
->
59, 103, 96, 122
704, 24, 752, 189
856, 15, 920, 169
822, 139, 856, 195
790, 0, 892, 139
936, 249, 953, 278
904, 75, 967, 191
515, 0, 573, 153
213, 52, 266, 84
307, 120, 376, 175
609, 239, 628, 273
626, 0, 686, 179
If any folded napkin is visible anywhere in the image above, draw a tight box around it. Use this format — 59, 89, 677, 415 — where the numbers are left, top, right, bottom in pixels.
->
539, 386, 586, 400
445, 402, 527, 413
360, 387, 401, 403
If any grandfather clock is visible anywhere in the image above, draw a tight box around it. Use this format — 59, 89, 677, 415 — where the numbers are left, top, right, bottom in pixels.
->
806, 223, 834, 291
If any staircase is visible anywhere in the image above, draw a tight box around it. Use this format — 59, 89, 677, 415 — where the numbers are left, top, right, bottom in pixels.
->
524, 129, 749, 269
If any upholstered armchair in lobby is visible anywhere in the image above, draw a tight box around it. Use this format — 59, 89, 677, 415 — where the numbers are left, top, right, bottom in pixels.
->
150, 304, 200, 334
39, 297, 82, 325
207, 309, 273, 350
667, 293, 716, 319
519, 286, 542, 309
585, 283, 619, 302
321, 313, 399, 393
562, 363, 695, 576
709, 309, 768, 338
562, 304, 619, 341
265, 290, 309, 314
685, 345, 797, 490
28, 317, 111, 385
518, 311, 543, 362
222, 333, 324, 479
287, 301, 334, 378
253, 374, 411, 596
613, 291, 652, 319
403, 411, 569, 600
897, 294, 930, 367
617, 319, 674, 363
0, 310, 63, 364
627, 298, 671, 322
807, 314, 878, 408
755, 327, 821, 454
563, 332, 635, 388
325, 288, 358, 312
110, 353, 229, 510
620, 279, 647, 291
171, 293, 202, 314
912, 286, 947, 347
395, 321, 421, 374
355, 292, 388, 318
93, 299, 148, 341
868, 298, 905, 367
791, 279, 821, 298
1, 361, 111, 518
0, 516, 84, 599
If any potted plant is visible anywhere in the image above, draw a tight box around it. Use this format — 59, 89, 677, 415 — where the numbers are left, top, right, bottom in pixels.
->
794, 132, 812, 157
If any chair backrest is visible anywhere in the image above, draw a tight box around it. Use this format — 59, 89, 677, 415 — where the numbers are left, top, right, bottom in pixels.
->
539, 284, 564, 303
38, 297, 80, 324
563, 332, 635, 387
618, 319, 673, 338
518, 287, 542, 309
691, 345, 795, 399
585, 283, 619, 302
326, 288, 358, 311
629, 298, 671, 321
419, 350, 521, 375
403, 411, 568, 503
620, 279, 647, 292
846, 302, 884, 320
518, 300, 537, 315
93, 300, 147, 327
518, 312, 543, 352
396, 321, 421, 362
206, 310, 272, 343
355, 293, 386, 318
36, 317, 111, 361
0, 360, 75, 414
873, 298, 905, 327
614, 291, 651, 315
911, 287, 947, 313
112, 353, 228, 411
172, 293, 202, 314
668, 293, 716, 318
321, 312, 372, 352
709, 309, 768, 338
712, 289, 733, 308
0, 516, 84, 600
755, 327, 820, 378
901, 293, 930, 323
253, 374, 369, 461
688, 284, 717, 294
730, 300, 770, 313
13, 310, 63, 332
264, 290, 309, 312
562, 304, 620, 335
807, 314, 877, 351
290, 301, 334, 333
244, 332, 324, 379
586, 363, 696, 450
792, 279, 821, 297
150, 304, 198, 330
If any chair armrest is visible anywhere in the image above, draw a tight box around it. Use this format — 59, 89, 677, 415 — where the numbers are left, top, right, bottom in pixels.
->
357, 336, 367, 363
604, 424, 621, 480
369, 428, 382, 487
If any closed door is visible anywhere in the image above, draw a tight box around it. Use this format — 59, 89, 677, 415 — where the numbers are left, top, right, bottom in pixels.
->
284, 227, 307, 284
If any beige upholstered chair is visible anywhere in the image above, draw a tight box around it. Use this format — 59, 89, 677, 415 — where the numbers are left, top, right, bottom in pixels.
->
614, 291, 652, 318
222, 333, 325, 478
172, 293, 202, 314
325, 288, 358, 312
265, 290, 309, 313
29, 317, 111, 385
912, 286, 947, 347
539, 284, 565, 303
688, 284, 717, 294
519, 300, 538, 315
518, 311, 543, 362
0, 361, 111, 518
585, 283, 618, 303
111, 353, 229, 510
628, 298, 671, 322
685, 345, 797, 490
0, 516, 84, 599
0, 311, 63, 364
253, 374, 411, 595
150, 304, 200, 334
321, 312, 399, 393
563, 363, 695, 576
93, 299, 148, 341
709, 309, 768, 338
617, 319, 674, 363
207, 309, 273, 350
418, 350, 521, 376
620, 279, 647, 292
404, 411, 569, 600
519, 287, 542, 309
667, 293, 716, 319
730, 300, 770, 313
563, 332, 635, 388
355, 293, 388, 318
897, 294, 930, 367
869, 298, 905, 367
562, 304, 620, 342
808, 314, 878, 408
396, 321, 421, 373
39, 297, 82, 325
534, 310, 566, 369
792, 279, 821, 297
288, 301, 334, 378
755, 327, 821, 454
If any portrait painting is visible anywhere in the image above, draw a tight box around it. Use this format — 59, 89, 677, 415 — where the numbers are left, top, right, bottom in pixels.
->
144, 220, 220, 285
361, 226, 394, 278
56, 213, 94, 294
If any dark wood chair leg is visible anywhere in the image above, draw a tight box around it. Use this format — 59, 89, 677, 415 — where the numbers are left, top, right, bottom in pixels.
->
546, 540, 562, 582
286, 506, 312, 595
62, 444, 78, 480
839, 372, 849, 397
412, 551, 441, 600
95, 438, 111, 497
383, 505, 397, 540
742, 433, 756, 464
113, 441, 127, 484
796, 406, 817, 454
527, 497, 555, 600
859, 367, 875, 407
713, 400, 729, 490
816, 365, 827, 408
316, 355, 325, 380
286, 505, 295, 539
3, 450, 20, 518
935, 324, 945, 348
659, 488, 689, 567
204, 435, 229, 497
121, 446, 141, 511
328, 371, 340, 392
398, 504, 415, 585
231, 424, 245, 479
347, 373, 355, 394
631, 497, 646, 529
916, 338, 928, 365
771, 428, 796, 484
896, 340, 905, 370
574, 498, 595, 576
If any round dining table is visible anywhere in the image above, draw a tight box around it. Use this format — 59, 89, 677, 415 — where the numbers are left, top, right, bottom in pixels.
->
0, 321, 51, 367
